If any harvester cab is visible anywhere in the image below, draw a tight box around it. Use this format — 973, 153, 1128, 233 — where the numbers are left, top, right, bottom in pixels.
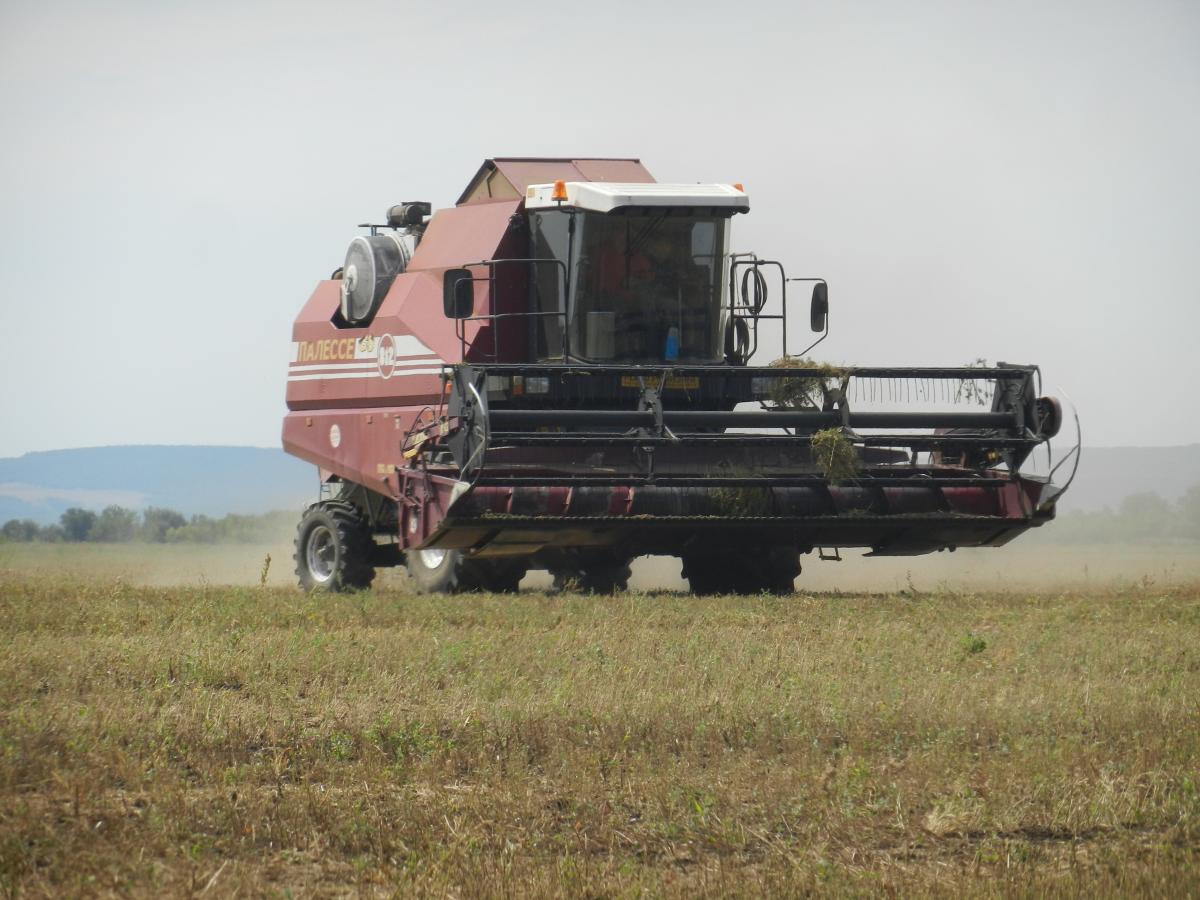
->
284, 157, 1076, 595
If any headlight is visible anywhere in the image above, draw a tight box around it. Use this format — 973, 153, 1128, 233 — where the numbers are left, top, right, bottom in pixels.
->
486, 375, 510, 398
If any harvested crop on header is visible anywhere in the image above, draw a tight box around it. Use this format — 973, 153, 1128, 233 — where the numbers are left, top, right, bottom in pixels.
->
811, 427, 860, 483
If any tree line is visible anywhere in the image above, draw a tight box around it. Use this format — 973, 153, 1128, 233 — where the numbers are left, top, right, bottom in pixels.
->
0, 506, 295, 544
1036, 485, 1200, 544
3, 486, 1198, 547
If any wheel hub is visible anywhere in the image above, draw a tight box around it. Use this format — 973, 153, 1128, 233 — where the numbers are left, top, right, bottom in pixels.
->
305, 524, 337, 582
419, 548, 447, 569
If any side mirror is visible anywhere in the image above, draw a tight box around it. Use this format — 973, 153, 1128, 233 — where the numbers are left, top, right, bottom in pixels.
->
443, 268, 474, 319
810, 282, 828, 332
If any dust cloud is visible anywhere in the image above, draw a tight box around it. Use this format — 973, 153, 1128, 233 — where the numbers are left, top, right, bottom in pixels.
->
634, 545, 1200, 592
14, 541, 1195, 593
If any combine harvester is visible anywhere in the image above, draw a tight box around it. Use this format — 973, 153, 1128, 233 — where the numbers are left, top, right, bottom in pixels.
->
284, 158, 1076, 594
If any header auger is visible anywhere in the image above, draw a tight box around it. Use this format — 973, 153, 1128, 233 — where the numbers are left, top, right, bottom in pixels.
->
284, 157, 1076, 594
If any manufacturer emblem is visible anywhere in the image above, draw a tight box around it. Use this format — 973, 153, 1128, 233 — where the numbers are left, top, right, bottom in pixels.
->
377, 334, 396, 379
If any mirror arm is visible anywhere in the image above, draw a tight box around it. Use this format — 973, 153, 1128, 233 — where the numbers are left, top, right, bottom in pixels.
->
792, 316, 829, 359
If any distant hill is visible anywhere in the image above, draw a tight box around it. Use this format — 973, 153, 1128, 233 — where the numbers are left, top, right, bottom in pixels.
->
0, 446, 317, 524
0, 442, 1195, 525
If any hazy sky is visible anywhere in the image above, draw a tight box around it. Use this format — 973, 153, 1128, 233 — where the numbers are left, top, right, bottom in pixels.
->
1, 0, 1197, 457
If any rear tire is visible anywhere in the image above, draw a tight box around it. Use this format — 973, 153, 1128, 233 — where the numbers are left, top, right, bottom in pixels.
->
294, 501, 376, 592
683, 547, 799, 596
550, 558, 632, 594
405, 548, 526, 594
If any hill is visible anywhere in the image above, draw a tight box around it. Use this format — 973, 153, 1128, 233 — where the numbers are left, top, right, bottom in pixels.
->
0, 443, 1196, 525
0, 446, 316, 524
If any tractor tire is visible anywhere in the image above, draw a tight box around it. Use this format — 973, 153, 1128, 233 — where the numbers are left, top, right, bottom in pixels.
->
683, 547, 799, 596
470, 558, 527, 593
550, 559, 632, 594
294, 501, 376, 592
405, 548, 526, 594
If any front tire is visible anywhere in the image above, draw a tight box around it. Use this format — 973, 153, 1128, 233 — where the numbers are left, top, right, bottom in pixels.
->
294, 501, 376, 592
405, 548, 526, 594
683, 547, 799, 595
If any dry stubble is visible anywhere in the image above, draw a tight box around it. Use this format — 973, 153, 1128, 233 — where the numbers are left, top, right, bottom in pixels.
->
0, 555, 1198, 896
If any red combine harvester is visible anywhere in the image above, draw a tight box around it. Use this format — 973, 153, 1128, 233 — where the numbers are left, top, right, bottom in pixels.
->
284, 158, 1076, 594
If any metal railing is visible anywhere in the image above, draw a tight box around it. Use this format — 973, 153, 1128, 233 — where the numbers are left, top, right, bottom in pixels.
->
455, 253, 824, 365
728, 254, 829, 363
453, 257, 570, 361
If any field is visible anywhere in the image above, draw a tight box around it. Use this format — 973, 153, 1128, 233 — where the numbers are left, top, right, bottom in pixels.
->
1, 543, 1199, 897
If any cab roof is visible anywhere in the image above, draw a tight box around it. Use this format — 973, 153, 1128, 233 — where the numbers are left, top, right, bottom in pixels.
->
524, 181, 749, 214
457, 157, 655, 206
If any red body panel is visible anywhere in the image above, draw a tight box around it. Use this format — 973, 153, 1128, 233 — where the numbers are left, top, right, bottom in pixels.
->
406, 200, 520, 271
283, 199, 523, 495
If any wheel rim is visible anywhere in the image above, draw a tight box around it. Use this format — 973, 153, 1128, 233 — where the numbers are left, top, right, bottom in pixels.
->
419, 548, 447, 569
306, 524, 337, 583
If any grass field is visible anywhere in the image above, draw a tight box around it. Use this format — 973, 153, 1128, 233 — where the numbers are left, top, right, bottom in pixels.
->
1, 544, 1199, 896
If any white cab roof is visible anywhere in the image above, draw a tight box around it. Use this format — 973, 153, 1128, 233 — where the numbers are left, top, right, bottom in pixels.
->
524, 181, 749, 213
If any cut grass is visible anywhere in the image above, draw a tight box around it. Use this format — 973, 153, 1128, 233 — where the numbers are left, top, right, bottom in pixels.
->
810, 427, 860, 484
0, 563, 1198, 896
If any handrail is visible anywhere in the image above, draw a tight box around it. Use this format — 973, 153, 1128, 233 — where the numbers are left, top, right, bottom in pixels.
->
728, 256, 830, 361
453, 257, 570, 361
457, 252, 825, 366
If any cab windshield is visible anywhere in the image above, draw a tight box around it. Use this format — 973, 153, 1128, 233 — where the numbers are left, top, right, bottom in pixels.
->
529, 209, 728, 362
